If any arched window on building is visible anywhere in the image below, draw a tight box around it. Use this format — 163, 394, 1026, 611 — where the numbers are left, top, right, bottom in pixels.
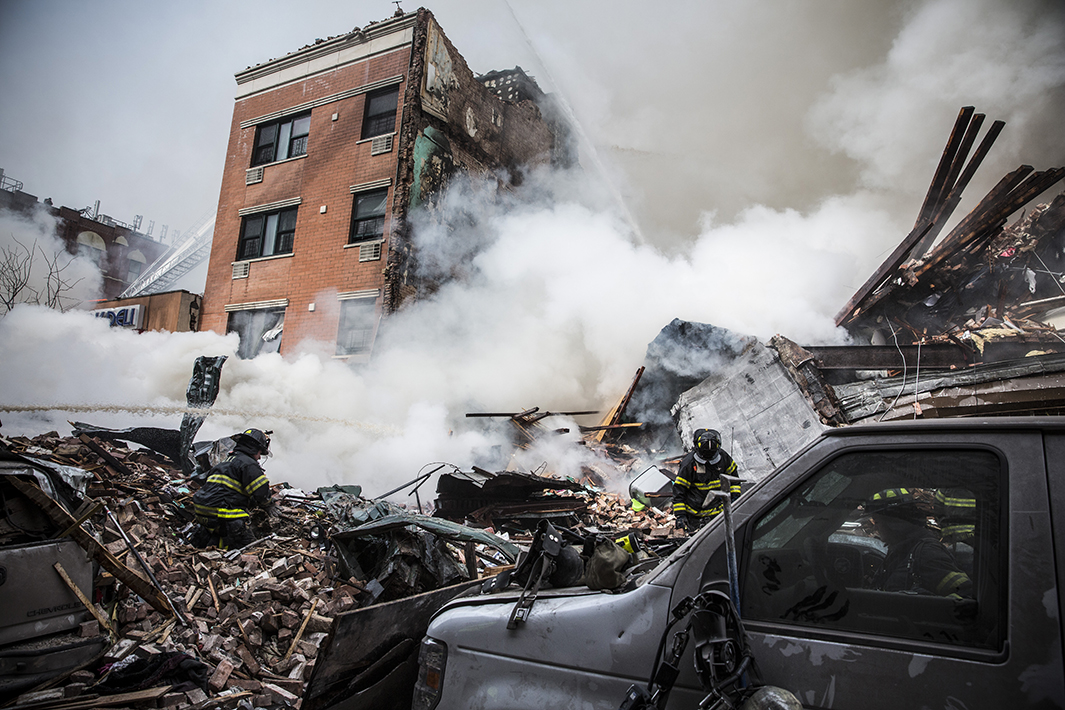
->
127, 250, 146, 283
76, 231, 106, 266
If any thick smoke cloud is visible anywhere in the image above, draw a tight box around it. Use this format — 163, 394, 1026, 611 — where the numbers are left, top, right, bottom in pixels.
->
1, 0, 1063, 496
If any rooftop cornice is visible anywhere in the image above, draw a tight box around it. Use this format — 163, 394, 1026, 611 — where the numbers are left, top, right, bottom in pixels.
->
235, 12, 418, 86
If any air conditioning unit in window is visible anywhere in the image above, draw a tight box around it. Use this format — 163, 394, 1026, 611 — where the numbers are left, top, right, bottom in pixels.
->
232, 261, 250, 279
246, 166, 264, 185
359, 243, 382, 262
370, 134, 393, 155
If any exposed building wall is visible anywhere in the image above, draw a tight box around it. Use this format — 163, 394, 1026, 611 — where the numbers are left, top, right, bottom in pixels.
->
387, 10, 558, 313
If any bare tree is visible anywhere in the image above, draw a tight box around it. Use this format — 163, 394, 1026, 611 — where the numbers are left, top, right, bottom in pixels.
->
0, 236, 37, 313
36, 242, 85, 311
0, 235, 86, 315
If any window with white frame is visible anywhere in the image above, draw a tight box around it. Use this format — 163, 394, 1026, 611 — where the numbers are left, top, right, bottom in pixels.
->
238, 206, 297, 260
336, 297, 377, 356
252, 112, 311, 166
361, 87, 399, 140
349, 189, 387, 244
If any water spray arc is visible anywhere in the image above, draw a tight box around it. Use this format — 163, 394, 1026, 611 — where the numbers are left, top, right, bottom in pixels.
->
0, 403, 400, 436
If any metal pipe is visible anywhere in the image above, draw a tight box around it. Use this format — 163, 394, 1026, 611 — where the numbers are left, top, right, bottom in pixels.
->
104, 505, 190, 626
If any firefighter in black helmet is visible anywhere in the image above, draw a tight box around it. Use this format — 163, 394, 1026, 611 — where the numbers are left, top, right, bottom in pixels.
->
672, 428, 741, 534
188, 429, 274, 549
867, 488, 972, 598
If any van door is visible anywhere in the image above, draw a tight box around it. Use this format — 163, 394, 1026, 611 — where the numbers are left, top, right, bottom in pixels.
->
672, 429, 1064, 709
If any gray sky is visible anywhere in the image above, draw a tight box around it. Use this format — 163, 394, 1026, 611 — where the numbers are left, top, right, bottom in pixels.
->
3, 0, 1062, 252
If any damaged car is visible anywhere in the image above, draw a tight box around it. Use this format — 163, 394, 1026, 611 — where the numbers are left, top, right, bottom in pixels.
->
415, 417, 1065, 709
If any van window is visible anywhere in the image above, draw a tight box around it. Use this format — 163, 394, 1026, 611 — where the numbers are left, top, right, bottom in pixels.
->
742, 449, 1003, 650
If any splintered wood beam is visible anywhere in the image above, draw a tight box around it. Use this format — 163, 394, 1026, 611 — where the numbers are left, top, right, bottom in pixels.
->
836, 108, 980, 328
591, 366, 645, 444
913, 166, 1063, 282
834, 221, 934, 326
912, 119, 1004, 257
916, 106, 975, 227
853, 166, 1037, 320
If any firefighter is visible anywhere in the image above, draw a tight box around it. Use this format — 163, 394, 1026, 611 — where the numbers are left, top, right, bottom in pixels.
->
867, 488, 972, 598
934, 486, 977, 575
188, 428, 274, 549
672, 428, 741, 534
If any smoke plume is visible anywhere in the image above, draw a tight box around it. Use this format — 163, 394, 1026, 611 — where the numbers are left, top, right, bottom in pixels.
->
1, 0, 1063, 496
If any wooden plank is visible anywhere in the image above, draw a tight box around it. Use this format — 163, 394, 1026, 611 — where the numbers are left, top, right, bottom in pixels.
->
912, 118, 1003, 257
8, 477, 173, 617
915, 106, 974, 227
591, 366, 644, 444
12, 685, 171, 710
53, 562, 115, 638
280, 597, 319, 666
834, 221, 933, 326
913, 167, 1062, 282
847, 166, 1036, 321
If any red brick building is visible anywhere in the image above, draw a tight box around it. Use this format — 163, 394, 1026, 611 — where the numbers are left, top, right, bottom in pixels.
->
201, 9, 565, 360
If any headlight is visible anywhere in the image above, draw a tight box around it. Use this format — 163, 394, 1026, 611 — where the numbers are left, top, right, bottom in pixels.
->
412, 637, 448, 710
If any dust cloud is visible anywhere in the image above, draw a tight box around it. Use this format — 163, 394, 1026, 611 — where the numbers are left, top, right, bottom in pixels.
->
1, 0, 1063, 495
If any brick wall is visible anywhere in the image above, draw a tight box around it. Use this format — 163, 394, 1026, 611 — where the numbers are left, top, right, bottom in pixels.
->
201, 36, 413, 350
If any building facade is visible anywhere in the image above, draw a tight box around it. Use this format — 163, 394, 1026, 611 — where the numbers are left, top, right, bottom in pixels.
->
200, 9, 563, 361
92, 290, 203, 333
0, 176, 169, 301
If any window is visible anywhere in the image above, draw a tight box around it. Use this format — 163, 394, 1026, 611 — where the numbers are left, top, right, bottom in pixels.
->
361, 86, 399, 140
349, 190, 387, 244
336, 298, 377, 356
252, 113, 311, 166
127, 250, 146, 283
76, 231, 106, 266
238, 207, 297, 260
227, 308, 284, 359
742, 449, 1003, 651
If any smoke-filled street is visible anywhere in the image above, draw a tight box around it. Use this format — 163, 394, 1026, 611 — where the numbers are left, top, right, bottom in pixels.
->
0, 1, 1063, 709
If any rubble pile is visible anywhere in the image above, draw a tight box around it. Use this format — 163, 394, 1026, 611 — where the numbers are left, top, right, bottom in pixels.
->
0, 428, 681, 710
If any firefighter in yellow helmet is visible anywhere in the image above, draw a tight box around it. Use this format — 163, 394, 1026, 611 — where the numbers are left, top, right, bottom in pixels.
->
867, 488, 972, 598
188, 429, 274, 549
672, 428, 741, 534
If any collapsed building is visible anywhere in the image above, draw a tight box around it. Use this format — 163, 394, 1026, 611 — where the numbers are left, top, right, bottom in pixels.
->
199, 8, 572, 362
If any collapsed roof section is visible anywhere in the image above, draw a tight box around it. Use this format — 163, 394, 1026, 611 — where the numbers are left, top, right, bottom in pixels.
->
666, 107, 1065, 482
837, 106, 1065, 344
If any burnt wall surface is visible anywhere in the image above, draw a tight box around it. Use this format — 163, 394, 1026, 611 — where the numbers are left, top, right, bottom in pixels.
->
386, 9, 557, 313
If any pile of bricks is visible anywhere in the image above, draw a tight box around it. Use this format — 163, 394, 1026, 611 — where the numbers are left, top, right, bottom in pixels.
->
2, 430, 682, 709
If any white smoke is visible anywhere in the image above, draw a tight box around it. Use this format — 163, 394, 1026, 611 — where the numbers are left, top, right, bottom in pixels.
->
0, 206, 102, 313
1, 0, 1063, 496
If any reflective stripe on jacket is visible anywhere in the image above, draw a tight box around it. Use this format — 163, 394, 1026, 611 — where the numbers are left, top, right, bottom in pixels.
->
192, 446, 269, 523
672, 450, 740, 521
